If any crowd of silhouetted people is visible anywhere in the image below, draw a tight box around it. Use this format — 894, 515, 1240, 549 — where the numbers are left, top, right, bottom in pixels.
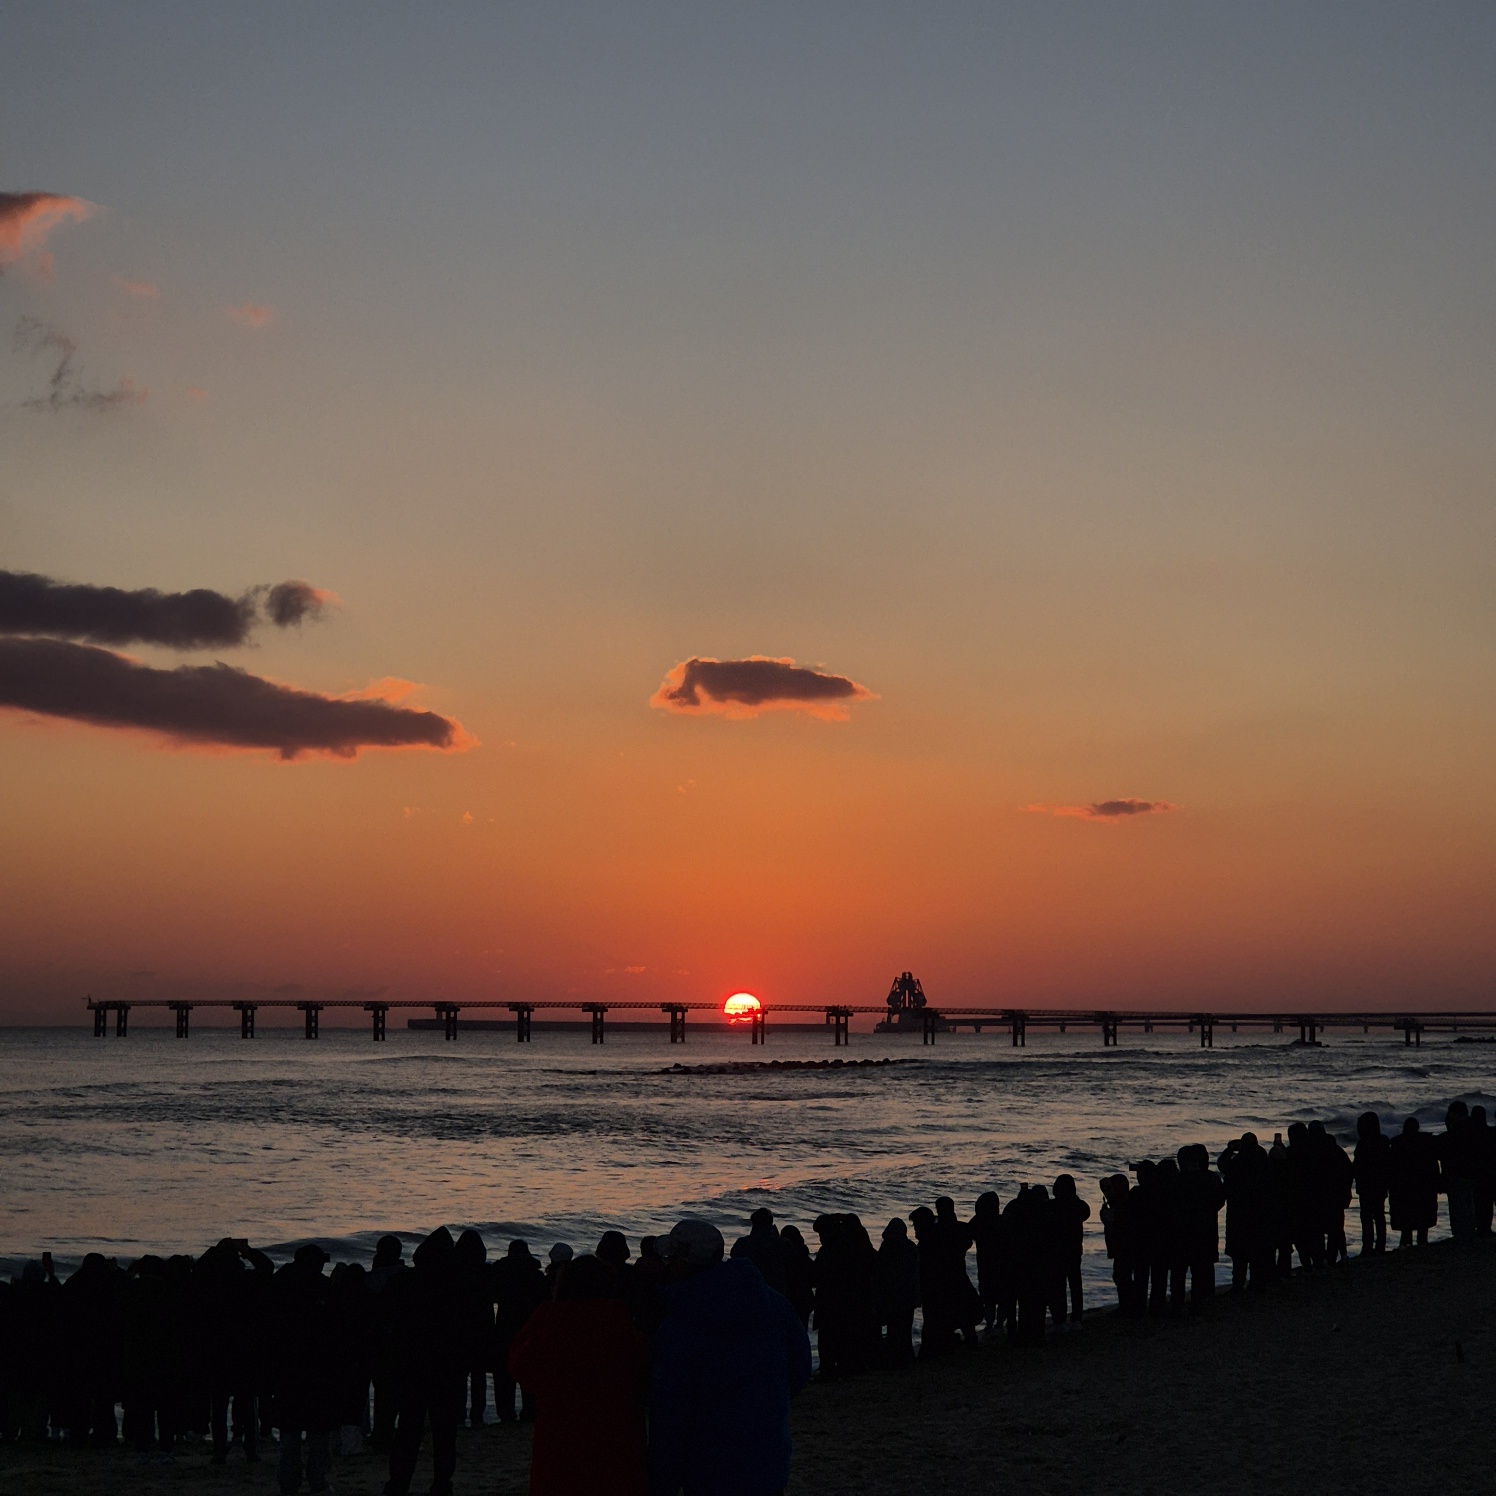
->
0, 1101, 1490, 1495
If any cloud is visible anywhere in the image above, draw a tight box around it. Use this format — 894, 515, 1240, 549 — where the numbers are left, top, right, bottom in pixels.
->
0, 637, 469, 759
226, 302, 276, 329
264, 579, 334, 627
112, 276, 159, 300
650, 656, 875, 720
0, 192, 96, 274
13, 316, 146, 413
1026, 799, 1178, 821
0, 569, 336, 649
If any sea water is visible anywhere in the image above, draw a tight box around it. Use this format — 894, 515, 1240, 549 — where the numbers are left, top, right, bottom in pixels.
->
2, 1024, 1490, 1286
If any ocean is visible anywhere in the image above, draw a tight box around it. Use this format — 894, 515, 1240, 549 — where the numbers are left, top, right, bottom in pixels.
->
2, 1023, 1490, 1286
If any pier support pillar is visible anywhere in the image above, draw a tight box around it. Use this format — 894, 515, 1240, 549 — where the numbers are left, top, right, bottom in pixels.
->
434, 1004, 460, 1040
584, 1004, 607, 1044
1199, 1018, 1214, 1049
826, 1007, 851, 1046
662, 1004, 687, 1043
301, 1004, 322, 1040
511, 1004, 533, 1042
235, 1003, 256, 1039
92, 1004, 107, 1038
1100, 1016, 1118, 1047
115, 1005, 130, 1038
368, 1004, 388, 1041
1009, 1013, 1027, 1047
751, 1010, 765, 1045
173, 1004, 191, 1039
922, 1009, 938, 1045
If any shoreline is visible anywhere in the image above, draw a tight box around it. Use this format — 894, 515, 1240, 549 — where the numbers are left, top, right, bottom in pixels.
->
4, 1240, 1490, 1495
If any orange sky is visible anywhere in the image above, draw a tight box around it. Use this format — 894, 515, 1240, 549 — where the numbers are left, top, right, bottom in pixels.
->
1, 8, 1493, 1020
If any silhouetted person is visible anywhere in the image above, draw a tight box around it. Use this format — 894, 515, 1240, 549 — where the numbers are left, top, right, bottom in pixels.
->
810, 1214, 878, 1376
730, 1209, 788, 1295
1470, 1105, 1494, 1238
970, 1192, 1005, 1335
1389, 1116, 1440, 1247
1050, 1176, 1091, 1327
777, 1226, 814, 1328
628, 1236, 667, 1337
1176, 1145, 1225, 1304
453, 1229, 492, 1427
1127, 1161, 1169, 1312
1218, 1133, 1272, 1291
597, 1231, 632, 1289
367, 1236, 407, 1452
194, 1238, 270, 1464
327, 1259, 373, 1454
121, 1253, 191, 1458
269, 1244, 336, 1495
1000, 1187, 1053, 1346
59, 1251, 125, 1449
913, 1198, 980, 1355
384, 1228, 465, 1496
648, 1220, 811, 1496
1266, 1133, 1295, 1277
509, 1254, 649, 1496
1440, 1101, 1477, 1245
492, 1240, 546, 1423
545, 1243, 573, 1298
873, 1218, 918, 1365
1099, 1175, 1143, 1315
1353, 1113, 1391, 1254
1306, 1120, 1354, 1265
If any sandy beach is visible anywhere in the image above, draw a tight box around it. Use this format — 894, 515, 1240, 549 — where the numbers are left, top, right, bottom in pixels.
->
2, 1240, 1489, 1496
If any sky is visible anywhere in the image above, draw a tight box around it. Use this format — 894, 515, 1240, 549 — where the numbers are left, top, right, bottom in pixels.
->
1, 4, 1493, 1023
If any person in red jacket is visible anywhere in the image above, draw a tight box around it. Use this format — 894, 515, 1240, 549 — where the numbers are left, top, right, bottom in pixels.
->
509, 1253, 649, 1496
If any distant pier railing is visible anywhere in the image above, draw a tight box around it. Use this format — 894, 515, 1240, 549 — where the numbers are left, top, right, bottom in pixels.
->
82, 997, 1496, 1048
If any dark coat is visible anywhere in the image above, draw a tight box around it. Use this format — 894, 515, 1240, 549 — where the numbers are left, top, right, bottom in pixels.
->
510, 1299, 649, 1496
648, 1260, 811, 1496
1389, 1130, 1441, 1232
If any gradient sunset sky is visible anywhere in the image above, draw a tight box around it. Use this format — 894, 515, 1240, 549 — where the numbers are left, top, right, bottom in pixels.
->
2, 5, 1493, 1022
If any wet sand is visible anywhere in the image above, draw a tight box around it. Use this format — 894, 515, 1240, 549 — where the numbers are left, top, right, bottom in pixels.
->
3, 1240, 1490, 1496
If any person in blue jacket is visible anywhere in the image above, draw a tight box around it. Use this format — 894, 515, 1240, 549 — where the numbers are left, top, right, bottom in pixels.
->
649, 1219, 812, 1496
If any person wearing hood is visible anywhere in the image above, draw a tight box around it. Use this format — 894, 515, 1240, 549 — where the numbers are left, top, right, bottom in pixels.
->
649, 1219, 811, 1496
872, 1218, 919, 1366
730, 1209, 788, 1295
453, 1230, 492, 1427
509, 1253, 649, 1496
384, 1227, 465, 1496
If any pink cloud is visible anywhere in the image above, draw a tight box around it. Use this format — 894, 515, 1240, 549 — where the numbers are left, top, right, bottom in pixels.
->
0, 192, 97, 274
226, 302, 276, 329
650, 656, 876, 721
112, 276, 160, 300
1026, 799, 1178, 821
184, 386, 210, 402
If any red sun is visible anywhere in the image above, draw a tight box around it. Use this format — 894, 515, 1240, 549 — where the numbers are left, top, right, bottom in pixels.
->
723, 992, 762, 1023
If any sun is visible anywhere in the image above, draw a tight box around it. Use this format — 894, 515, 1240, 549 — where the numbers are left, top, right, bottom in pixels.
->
723, 992, 762, 1023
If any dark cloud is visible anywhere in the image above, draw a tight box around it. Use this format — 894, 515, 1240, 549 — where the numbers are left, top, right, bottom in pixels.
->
264, 579, 333, 628
650, 656, 875, 720
14, 316, 145, 412
1028, 799, 1178, 821
0, 569, 339, 649
0, 637, 467, 759
0, 569, 258, 648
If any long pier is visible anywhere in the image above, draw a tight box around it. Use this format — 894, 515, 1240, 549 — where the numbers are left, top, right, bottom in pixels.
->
82, 997, 1496, 1048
